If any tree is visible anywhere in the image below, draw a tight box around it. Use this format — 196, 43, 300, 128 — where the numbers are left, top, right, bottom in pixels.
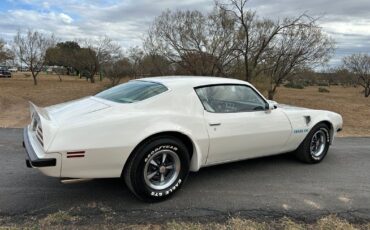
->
264, 23, 334, 99
216, 0, 322, 82
102, 57, 132, 86
140, 53, 173, 76
13, 30, 55, 85
73, 47, 99, 83
0, 39, 14, 64
45, 41, 81, 75
144, 8, 237, 76
83, 36, 121, 82
343, 53, 370, 97
128, 46, 144, 78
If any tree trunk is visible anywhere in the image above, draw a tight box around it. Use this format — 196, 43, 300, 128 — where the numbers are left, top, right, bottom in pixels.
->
31, 71, 38, 85
32, 76, 37, 85
244, 55, 250, 82
268, 90, 275, 100
90, 75, 95, 83
268, 83, 279, 100
365, 86, 370, 97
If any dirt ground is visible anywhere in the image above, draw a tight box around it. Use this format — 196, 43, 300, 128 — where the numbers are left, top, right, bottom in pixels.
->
0, 73, 369, 136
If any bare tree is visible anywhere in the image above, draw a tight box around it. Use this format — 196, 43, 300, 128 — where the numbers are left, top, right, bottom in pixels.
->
343, 53, 370, 97
128, 46, 144, 78
140, 53, 173, 76
83, 36, 121, 82
103, 57, 132, 86
144, 8, 237, 76
13, 30, 55, 85
0, 39, 14, 64
265, 23, 334, 99
216, 0, 321, 82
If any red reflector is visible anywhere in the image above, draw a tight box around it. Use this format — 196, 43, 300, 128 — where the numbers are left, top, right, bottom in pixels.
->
67, 151, 85, 155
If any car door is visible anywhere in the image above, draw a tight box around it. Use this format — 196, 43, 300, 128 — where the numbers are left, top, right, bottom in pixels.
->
195, 84, 292, 165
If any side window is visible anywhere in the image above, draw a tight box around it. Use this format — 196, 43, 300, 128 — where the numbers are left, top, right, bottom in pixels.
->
195, 85, 267, 113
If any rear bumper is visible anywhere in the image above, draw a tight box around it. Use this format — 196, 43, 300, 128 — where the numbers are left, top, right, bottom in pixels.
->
23, 128, 56, 167
23, 127, 61, 177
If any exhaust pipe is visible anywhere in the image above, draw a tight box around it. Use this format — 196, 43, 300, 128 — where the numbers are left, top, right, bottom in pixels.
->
60, 178, 93, 184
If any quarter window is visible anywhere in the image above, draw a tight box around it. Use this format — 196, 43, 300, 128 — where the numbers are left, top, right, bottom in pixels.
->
195, 85, 266, 113
96, 80, 168, 103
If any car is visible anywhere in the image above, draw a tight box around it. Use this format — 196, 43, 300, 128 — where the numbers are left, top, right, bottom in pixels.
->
0, 69, 11, 78
23, 76, 343, 201
8, 67, 18, 73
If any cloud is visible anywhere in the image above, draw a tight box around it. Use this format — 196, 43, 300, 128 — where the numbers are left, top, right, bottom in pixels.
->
0, 0, 369, 67
59, 13, 73, 24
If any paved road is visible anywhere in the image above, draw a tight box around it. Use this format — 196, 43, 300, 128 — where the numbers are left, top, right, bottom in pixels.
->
0, 128, 369, 223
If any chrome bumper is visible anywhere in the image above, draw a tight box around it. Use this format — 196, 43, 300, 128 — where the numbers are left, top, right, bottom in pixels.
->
23, 127, 56, 168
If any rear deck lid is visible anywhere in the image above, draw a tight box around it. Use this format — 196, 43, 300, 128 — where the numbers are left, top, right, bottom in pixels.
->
45, 96, 111, 124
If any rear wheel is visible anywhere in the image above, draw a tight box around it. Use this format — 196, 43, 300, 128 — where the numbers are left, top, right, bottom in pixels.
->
123, 136, 190, 202
295, 123, 330, 163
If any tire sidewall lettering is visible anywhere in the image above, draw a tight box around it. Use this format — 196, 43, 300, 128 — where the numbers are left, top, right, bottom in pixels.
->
150, 179, 182, 197
144, 145, 178, 163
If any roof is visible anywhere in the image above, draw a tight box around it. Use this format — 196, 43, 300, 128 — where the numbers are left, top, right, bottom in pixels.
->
137, 76, 250, 88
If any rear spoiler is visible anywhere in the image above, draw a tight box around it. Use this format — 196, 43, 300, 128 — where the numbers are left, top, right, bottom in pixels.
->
29, 102, 51, 121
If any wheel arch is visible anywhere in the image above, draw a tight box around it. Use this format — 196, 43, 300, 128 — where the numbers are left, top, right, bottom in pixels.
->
122, 131, 203, 177
312, 120, 334, 144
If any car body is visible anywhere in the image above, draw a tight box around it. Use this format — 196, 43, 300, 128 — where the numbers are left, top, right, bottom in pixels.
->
0, 68, 11, 78
23, 76, 343, 201
8, 67, 18, 73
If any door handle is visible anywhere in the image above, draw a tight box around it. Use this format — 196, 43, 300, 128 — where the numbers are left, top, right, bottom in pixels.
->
209, 122, 221, 126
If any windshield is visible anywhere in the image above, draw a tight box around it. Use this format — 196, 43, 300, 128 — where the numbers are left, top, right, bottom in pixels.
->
95, 80, 168, 103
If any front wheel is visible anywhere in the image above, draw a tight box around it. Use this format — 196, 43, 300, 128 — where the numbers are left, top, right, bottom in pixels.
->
123, 136, 190, 202
295, 123, 330, 163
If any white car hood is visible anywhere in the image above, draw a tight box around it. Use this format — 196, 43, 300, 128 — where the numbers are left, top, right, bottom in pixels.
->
45, 96, 111, 124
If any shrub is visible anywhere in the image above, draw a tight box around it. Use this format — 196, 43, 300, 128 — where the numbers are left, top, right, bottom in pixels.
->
317, 82, 330, 87
284, 82, 305, 89
318, 87, 330, 93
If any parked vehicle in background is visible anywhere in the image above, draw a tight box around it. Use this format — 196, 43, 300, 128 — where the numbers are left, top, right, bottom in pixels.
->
0, 66, 11, 78
8, 67, 18, 72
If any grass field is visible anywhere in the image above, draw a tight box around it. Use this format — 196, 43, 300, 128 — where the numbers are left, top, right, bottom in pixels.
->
1, 212, 369, 229
0, 73, 369, 136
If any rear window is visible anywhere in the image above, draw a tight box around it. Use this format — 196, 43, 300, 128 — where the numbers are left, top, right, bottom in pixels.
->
95, 80, 168, 103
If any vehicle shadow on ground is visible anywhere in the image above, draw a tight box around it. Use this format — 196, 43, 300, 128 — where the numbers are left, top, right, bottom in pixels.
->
39, 152, 301, 204
4, 151, 323, 216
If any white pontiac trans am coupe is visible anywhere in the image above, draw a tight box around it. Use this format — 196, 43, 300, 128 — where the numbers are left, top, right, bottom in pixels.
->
23, 76, 343, 201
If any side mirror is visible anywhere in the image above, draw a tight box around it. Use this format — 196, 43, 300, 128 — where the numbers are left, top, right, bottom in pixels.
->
265, 100, 278, 111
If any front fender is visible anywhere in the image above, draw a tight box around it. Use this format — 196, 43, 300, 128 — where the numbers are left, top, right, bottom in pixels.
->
281, 108, 343, 152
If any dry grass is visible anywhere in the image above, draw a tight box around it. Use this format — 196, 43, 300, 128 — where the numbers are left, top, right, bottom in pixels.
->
273, 86, 370, 137
0, 74, 369, 136
0, 73, 106, 128
0, 214, 368, 230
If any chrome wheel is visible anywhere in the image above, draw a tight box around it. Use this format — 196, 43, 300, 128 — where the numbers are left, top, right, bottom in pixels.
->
310, 129, 327, 158
143, 149, 181, 190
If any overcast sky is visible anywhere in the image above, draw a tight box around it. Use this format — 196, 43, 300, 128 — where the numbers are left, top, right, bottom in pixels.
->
1, 0, 370, 67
